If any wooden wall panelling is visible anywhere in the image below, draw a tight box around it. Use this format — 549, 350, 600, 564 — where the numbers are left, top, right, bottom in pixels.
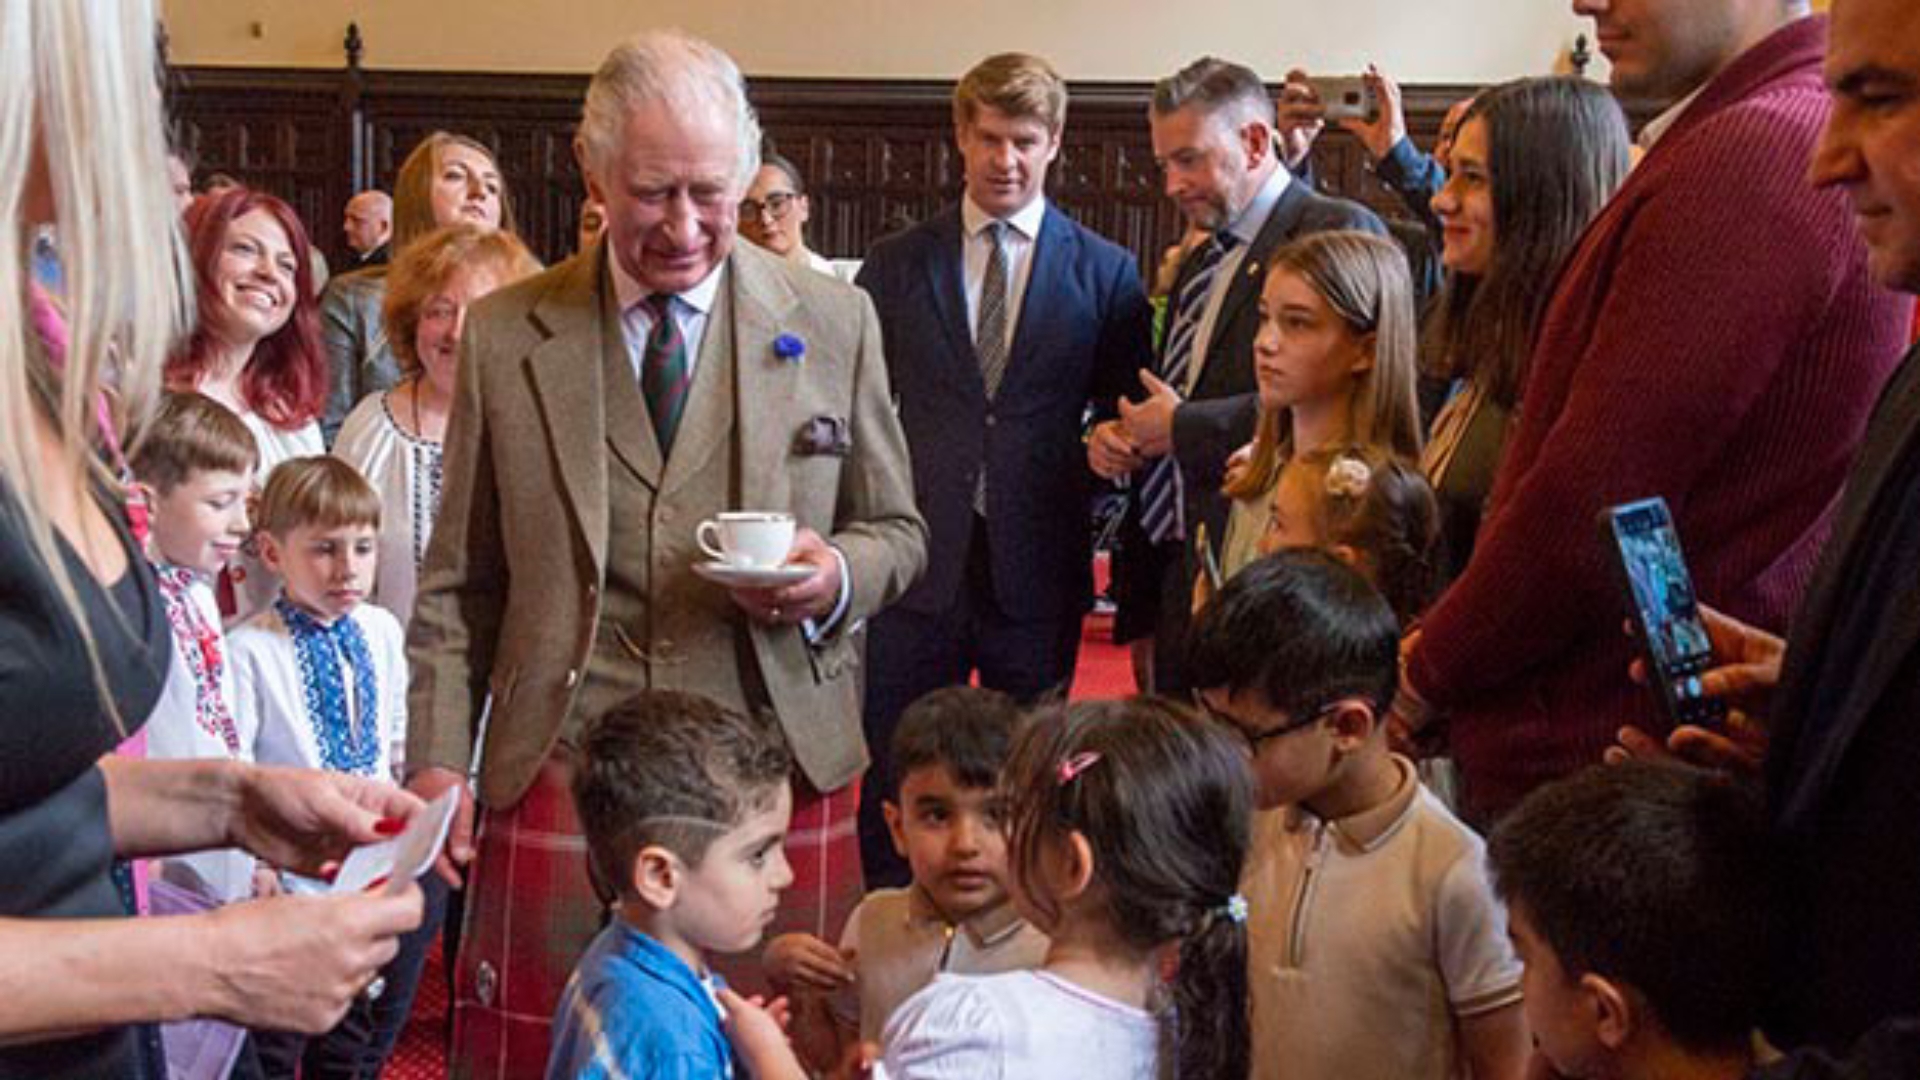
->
169, 68, 357, 273
167, 66, 1618, 282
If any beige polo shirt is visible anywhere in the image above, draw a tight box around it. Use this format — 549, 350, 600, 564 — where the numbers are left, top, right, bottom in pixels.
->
1244, 755, 1523, 1080
837, 885, 1051, 1043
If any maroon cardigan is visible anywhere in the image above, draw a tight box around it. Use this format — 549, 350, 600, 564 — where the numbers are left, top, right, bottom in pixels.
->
1406, 16, 1915, 820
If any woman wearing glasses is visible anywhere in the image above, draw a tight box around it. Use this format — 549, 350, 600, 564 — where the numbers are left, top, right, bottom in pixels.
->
739, 149, 858, 281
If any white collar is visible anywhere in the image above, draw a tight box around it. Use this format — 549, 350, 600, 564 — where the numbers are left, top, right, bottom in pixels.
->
1224, 161, 1291, 247
1637, 85, 1707, 151
961, 193, 1047, 243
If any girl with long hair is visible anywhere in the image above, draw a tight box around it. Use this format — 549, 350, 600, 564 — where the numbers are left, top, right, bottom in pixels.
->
882, 697, 1253, 1080
1212, 229, 1423, 584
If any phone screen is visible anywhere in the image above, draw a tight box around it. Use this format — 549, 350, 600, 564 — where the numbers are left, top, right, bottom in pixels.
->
1604, 498, 1724, 726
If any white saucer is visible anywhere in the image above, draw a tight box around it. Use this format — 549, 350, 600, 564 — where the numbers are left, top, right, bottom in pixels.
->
692, 561, 815, 588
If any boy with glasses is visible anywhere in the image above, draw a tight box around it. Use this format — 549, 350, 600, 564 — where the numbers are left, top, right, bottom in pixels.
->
1188, 550, 1526, 1080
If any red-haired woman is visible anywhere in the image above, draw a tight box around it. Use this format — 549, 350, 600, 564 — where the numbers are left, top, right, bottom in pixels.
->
169, 186, 329, 620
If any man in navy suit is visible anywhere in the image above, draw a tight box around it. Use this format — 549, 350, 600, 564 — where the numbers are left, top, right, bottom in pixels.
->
855, 52, 1154, 885
1089, 57, 1384, 696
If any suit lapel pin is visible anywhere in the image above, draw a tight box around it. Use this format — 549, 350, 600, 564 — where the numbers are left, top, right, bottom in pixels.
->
1246, 262, 1261, 278
773, 333, 807, 364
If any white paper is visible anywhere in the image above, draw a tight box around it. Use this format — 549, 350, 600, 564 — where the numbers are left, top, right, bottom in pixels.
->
330, 787, 460, 895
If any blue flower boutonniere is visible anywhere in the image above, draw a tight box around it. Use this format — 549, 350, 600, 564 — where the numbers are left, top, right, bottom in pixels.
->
773, 333, 806, 364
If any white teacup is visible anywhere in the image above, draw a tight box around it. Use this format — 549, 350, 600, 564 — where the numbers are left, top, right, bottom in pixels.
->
696, 511, 796, 569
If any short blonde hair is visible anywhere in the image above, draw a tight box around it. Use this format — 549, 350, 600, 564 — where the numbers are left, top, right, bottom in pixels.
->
383, 224, 540, 375
255, 456, 381, 537
954, 53, 1067, 135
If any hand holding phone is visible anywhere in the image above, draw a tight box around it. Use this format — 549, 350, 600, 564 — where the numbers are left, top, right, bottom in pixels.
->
1304, 75, 1378, 123
1599, 498, 1727, 729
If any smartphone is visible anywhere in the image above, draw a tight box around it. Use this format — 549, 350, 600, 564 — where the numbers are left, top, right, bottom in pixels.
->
1599, 497, 1727, 728
1306, 75, 1377, 123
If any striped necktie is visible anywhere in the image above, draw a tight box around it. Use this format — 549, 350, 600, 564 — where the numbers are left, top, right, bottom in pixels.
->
640, 293, 690, 453
974, 221, 1011, 515
1139, 232, 1234, 544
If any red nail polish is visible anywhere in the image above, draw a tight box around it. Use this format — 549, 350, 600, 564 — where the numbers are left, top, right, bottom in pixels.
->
373, 817, 406, 836
364, 875, 390, 893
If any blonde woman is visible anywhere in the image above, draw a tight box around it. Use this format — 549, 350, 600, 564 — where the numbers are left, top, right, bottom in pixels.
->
319, 132, 520, 440
0, 3, 422, 1074
334, 224, 540, 626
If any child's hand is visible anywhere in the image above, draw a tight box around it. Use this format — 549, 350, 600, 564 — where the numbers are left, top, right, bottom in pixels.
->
251, 865, 284, 898
718, 987, 807, 1080
1221, 441, 1254, 489
829, 1039, 880, 1080
764, 932, 856, 991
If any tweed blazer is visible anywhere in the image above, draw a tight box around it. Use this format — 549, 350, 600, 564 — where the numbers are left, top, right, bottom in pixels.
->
406, 240, 927, 805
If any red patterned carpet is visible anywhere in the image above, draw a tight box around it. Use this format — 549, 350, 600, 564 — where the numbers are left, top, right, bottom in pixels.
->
383, 607, 1135, 1078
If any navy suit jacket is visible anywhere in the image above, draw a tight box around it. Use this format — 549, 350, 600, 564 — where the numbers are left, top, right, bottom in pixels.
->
857, 203, 1153, 621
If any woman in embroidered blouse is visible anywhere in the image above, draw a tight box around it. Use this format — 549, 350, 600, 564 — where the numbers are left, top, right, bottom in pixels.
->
332, 224, 540, 627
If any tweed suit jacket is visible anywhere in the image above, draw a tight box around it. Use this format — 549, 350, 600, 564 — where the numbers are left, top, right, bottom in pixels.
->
406, 240, 927, 806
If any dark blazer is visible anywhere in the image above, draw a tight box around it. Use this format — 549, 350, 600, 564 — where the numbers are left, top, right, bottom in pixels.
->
857, 204, 1153, 621
1167, 177, 1385, 538
1764, 341, 1920, 1051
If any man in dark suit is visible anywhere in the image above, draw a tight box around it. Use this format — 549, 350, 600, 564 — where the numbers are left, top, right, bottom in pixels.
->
855, 52, 1154, 885
1089, 56, 1384, 695
342, 189, 391, 267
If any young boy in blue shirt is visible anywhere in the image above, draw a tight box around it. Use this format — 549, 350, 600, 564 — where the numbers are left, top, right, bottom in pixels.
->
547, 690, 810, 1079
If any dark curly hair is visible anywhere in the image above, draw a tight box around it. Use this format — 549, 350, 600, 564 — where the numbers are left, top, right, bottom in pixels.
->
572, 690, 793, 897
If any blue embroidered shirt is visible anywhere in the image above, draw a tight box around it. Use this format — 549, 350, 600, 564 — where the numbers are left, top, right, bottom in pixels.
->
546, 921, 739, 1080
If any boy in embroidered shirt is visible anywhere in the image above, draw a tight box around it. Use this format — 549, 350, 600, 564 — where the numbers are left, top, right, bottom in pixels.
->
763, 687, 1049, 1075
133, 392, 263, 904
227, 456, 412, 1076
229, 457, 408, 819
547, 690, 811, 1080
1188, 550, 1529, 1080
1487, 763, 1776, 1080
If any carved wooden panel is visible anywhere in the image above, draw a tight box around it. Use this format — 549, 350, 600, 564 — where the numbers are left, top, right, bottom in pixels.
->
168, 69, 355, 271
167, 67, 1641, 279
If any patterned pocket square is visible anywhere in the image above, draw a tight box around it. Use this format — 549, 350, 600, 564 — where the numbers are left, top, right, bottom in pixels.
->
794, 415, 851, 457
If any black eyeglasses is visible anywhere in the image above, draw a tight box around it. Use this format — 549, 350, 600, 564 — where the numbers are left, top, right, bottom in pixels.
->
1193, 694, 1363, 755
738, 191, 798, 221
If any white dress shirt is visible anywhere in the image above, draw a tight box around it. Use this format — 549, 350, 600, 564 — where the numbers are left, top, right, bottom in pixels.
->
610, 249, 727, 383
960, 193, 1047, 353
1189, 164, 1292, 393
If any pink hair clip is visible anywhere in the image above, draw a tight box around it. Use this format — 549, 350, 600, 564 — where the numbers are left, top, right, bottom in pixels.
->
1057, 751, 1102, 785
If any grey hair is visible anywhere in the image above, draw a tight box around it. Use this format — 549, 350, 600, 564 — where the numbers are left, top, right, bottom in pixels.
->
1151, 56, 1275, 130
577, 29, 763, 192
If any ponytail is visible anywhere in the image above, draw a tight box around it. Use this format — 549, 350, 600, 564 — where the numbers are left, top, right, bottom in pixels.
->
1003, 700, 1253, 1080
1173, 896, 1251, 1080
